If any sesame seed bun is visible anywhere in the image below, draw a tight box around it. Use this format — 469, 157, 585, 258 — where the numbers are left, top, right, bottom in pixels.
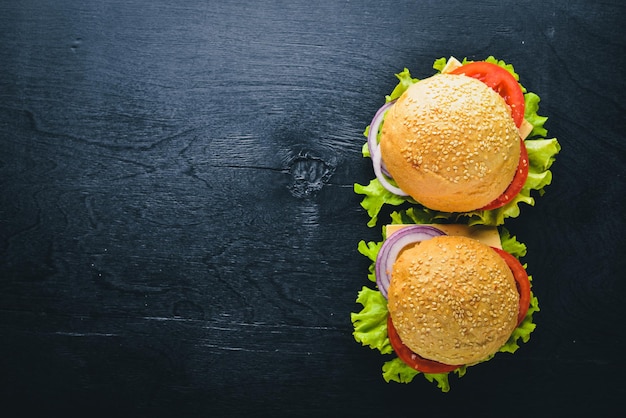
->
379, 73, 520, 212
387, 235, 519, 365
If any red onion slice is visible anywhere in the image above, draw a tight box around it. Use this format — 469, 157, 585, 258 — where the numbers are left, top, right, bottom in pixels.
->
375, 225, 447, 298
366, 100, 408, 196
367, 100, 396, 158
371, 144, 409, 197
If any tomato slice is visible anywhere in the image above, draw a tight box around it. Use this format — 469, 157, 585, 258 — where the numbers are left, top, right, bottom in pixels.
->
387, 315, 460, 374
490, 247, 531, 325
450, 61, 525, 128
387, 247, 531, 371
479, 138, 529, 211
450, 62, 528, 210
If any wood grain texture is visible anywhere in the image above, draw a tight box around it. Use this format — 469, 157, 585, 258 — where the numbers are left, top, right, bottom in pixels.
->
1, 0, 625, 416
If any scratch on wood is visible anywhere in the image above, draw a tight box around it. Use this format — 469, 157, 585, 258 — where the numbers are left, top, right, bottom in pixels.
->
54, 332, 119, 337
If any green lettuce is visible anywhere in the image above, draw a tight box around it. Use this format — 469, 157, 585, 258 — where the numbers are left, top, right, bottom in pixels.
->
357, 240, 382, 283
351, 227, 538, 391
355, 56, 561, 228
351, 287, 392, 354
500, 227, 527, 258
353, 180, 408, 228
386, 67, 420, 102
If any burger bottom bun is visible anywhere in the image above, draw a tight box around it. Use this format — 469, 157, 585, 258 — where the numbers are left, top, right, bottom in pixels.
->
387, 235, 519, 365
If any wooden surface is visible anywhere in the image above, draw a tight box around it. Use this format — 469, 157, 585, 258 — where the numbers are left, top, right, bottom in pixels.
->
1, 0, 625, 416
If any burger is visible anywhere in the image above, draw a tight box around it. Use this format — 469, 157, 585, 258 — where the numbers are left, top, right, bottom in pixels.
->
351, 221, 538, 391
380, 71, 523, 212
355, 56, 560, 227
351, 56, 553, 391
388, 233, 527, 367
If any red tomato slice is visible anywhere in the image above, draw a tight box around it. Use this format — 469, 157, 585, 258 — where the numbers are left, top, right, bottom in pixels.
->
387, 315, 460, 374
490, 247, 531, 325
450, 61, 525, 128
479, 138, 529, 211
387, 247, 531, 371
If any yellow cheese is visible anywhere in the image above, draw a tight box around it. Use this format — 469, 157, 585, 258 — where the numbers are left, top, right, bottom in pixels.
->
519, 118, 534, 140
385, 224, 502, 249
441, 56, 463, 74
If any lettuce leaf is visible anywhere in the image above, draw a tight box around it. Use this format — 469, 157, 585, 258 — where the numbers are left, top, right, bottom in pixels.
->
524, 92, 549, 138
500, 285, 540, 353
382, 357, 421, 384
500, 227, 527, 258
526, 138, 561, 171
389, 206, 440, 225
386, 67, 419, 102
357, 240, 382, 283
382, 358, 458, 392
353, 180, 407, 227
351, 287, 393, 354
350, 226, 538, 391
354, 56, 560, 228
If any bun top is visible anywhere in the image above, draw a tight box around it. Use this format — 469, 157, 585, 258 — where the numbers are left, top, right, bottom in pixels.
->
387, 235, 518, 365
379, 73, 520, 212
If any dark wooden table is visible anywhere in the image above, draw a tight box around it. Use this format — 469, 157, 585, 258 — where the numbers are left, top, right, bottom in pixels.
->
1, 0, 625, 416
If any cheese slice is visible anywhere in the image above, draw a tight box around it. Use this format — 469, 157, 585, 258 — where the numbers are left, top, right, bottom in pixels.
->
519, 118, 534, 140
441, 56, 463, 74
385, 224, 502, 249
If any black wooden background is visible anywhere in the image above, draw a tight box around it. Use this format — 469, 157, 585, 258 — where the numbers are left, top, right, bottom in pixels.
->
1, 0, 625, 416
